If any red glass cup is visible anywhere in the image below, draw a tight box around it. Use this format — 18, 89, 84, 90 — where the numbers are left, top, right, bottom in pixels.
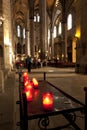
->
42, 92, 54, 111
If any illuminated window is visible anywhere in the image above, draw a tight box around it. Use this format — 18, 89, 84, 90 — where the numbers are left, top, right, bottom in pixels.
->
34, 14, 40, 22
48, 29, 50, 45
53, 26, 57, 38
58, 22, 62, 34
34, 16, 36, 22
23, 28, 25, 39
48, 29, 50, 39
37, 14, 40, 22
67, 14, 72, 30
17, 25, 21, 37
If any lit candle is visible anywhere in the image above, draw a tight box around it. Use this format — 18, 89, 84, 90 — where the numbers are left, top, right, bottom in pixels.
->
24, 79, 30, 87
25, 90, 33, 101
42, 92, 53, 111
23, 72, 29, 82
32, 78, 38, 89
24, 83, 33, 92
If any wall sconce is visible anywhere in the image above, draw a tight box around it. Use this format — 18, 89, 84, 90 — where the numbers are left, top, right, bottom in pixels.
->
0, 16, 5, 26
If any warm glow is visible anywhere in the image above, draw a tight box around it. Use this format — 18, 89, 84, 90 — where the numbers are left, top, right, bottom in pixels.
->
75, 27, 81, 38
42, 92, 53, 110
24, 80, 30, 87
23, 72, 28, 77
43, 97, 53, 104
75, 31, 80, 39
26, 90, 33, 101
24, 83, 33, 92
72, 38, 76, 63
32, 78, 38, 88
23, 72, 29, 82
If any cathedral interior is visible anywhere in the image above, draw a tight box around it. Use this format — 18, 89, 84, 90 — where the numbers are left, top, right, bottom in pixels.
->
0, 0, 87, 74
0, 1, 87, 130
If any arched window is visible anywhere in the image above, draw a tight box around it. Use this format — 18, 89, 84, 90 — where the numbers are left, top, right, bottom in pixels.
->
53, 26, 57, 38
67, 14, 72, 30
34, 14, 40, 22
34, 16, 36, 22
58, 22, 62, 34
48, 29, 50, 45
17, 25, 21, 37
23, 28, 25, 39
37, 14, 40, 22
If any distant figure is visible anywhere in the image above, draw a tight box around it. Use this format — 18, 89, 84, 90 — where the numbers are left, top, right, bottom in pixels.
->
26, 55, 31, 72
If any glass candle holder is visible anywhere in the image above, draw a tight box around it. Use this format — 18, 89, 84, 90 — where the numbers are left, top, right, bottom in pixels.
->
42, 92, 54, 111
32, 78, 38, 89
24, 79, 30, 87
24, 83, 33, 92
23, 72, 29, 82
25, 89, 33, 102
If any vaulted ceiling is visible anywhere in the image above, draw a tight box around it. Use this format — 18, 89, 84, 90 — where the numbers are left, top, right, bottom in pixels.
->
13, 0, 75, 27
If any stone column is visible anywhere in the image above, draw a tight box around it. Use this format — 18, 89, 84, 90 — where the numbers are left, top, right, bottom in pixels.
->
39, 0, 47, 59
29, 19, 34, 57
3, 0, 13, 69
28, 0, 34, 57
60, 0, 68, 62
50, 23, 54, 59
62, 22, 67, 62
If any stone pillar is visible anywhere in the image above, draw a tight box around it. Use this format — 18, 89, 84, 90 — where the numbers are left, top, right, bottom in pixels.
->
50, 26, 54, 59
3, 0, 13, 69
39, 0, 47, 59
0, 70, 4, 93
29, 19, 34, 57
60, 0, 68, 62
28, 0, 34, 57
75, 0, 87, 73
0, 0, 4, 69
62, 22, 67, 62
26, 30, 30, 56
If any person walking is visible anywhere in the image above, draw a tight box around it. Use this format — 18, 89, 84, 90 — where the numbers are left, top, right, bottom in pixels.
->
26, 55, 31, 72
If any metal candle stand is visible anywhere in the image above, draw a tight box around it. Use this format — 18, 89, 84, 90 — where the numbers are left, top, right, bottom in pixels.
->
16, 71, 87, 130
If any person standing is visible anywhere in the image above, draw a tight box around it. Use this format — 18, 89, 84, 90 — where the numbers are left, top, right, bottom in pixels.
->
26, 55, 31, 72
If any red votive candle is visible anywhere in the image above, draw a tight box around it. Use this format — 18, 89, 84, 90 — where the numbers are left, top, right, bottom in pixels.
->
24, 79, 30, 87
25, 90, 33, 102
42, 92, 54, 111
32, 78, 38, 89
24, 83, 33, 92
23, 72, 29, 82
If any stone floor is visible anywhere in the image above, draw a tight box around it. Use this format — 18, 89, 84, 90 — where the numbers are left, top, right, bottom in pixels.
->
0, 67, 87, 130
